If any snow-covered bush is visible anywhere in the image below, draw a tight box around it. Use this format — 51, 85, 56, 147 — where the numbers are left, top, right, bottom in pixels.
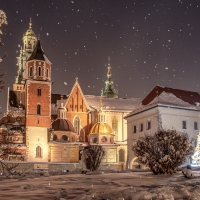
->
132, 130, 194, 174
82, 145, 105, 171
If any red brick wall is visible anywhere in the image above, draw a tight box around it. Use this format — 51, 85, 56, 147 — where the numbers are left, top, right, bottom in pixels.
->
65, 84, 92, 141
25, 81, 51, 127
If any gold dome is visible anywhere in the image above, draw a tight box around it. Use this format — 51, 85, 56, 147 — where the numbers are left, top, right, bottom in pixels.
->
90, 122, 112, 134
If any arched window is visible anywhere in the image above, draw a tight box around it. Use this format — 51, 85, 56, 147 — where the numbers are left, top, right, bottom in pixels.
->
119, 149, 125, 162
38, 66, 41, 76
74, 116, 80, 135
37, 88, 41, 96
36, 146, 42, 157
46, 69, 49, 78
37, 104, 41, 115
112, 116, 118, 140
29, 67, 33, 76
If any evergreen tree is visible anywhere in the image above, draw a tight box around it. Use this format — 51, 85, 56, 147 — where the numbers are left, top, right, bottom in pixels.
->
192, 133, 200, 166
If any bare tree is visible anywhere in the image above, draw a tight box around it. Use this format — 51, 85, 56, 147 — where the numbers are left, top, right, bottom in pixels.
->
0, 9, 7, 93
82, 145, 106, 171
132, 130, 194, 174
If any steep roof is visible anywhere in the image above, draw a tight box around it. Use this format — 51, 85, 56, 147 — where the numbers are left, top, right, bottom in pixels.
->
142, 86, 200, 106
85, 95, 141, 112
125, 86, 200, 119
27, 39, 51, 63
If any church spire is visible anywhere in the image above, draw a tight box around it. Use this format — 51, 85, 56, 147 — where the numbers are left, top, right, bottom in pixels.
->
101, 56, 118, 98
29, 18, 32, 29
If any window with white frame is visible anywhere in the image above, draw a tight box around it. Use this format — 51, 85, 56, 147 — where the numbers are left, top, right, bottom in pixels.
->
133, 125, 137, 133
182, 121, 187, 129
147, 120, 151, 130
194, 122, 198, 130
140, 123, 143, 132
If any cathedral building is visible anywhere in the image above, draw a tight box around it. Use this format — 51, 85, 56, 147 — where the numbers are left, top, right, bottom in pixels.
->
0, 20, 141, 168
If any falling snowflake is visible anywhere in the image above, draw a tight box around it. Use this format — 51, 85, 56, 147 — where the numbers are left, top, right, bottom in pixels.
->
64, 82, 67, 85
46, 33, 49, 36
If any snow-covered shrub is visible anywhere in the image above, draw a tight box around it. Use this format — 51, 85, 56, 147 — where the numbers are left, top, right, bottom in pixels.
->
132, 130, 194, 174
82, 145, 105, 171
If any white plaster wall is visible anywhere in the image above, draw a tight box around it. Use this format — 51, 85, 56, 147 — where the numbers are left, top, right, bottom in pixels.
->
126, 107, 159, 168
160, 107, 200, 140
126, 106, 200, 168
26, 126, 49, 162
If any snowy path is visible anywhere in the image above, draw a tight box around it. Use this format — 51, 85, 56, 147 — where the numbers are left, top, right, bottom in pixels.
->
0, 171, 200, 199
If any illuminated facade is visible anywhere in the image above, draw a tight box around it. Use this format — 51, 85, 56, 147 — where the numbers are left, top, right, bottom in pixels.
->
0, 21, 141, 168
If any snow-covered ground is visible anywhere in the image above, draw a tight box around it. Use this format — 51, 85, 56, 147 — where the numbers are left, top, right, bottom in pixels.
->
0, 170, 200, 200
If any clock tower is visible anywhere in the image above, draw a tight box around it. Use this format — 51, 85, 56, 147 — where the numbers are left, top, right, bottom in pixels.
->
25, 39, 52, 162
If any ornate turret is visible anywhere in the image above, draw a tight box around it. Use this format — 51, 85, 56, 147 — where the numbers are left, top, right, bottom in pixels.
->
101, 57, 118, 98
15, 18, 37, 85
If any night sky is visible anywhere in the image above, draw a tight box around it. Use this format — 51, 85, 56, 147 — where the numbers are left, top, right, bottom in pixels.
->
0, 0, 200, 115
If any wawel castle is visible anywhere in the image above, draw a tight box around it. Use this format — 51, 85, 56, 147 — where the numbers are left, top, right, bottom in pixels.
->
0, 21, 200, 169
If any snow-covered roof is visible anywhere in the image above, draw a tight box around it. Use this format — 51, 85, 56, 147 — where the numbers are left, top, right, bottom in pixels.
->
84, 95, 142, 112
125, 86, 200, 118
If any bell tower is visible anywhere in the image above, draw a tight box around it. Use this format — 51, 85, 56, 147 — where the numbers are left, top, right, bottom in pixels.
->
25, 39, 52, 162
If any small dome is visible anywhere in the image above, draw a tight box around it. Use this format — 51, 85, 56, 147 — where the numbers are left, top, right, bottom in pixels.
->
24, 29, 36, 37
52, 119, 75, 132
90, 122, 112, 134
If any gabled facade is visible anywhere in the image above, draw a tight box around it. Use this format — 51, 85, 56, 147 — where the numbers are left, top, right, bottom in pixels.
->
65, 78, 91, 142
125, 86, 200, 169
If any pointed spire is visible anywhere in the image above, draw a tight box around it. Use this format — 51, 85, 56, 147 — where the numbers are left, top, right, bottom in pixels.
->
101, 57, 118, 98
75, 77, 78, 82
29, 18, 32, 29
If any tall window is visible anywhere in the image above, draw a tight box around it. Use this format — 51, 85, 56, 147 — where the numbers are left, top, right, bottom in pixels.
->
37, 88, 41, 96
119, 149, 125, 162
182, 121, 187, 129
29, 67, 33, 76
36, 146, 42, 157
147, 121, 151, 130
38, 66, 41, 76
46, 69, 49, 78
140, 123, 143, 132
37, 104, 41, 115
74, 116, 80, 135
133, 125, 137, 133
194, 122, 198, 130
112, 117, 118, 140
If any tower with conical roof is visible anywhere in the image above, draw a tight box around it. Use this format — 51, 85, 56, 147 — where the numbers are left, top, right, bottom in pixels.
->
101, 57, 118, 98
24, 38, 52, 162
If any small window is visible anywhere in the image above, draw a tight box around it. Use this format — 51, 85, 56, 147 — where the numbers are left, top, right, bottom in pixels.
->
38, 66, 41, 76
37, 88, 41, 96
140, 123, 143, 132
147, 121, 151, 130
36, 146, 42, 158
62, 135, 68, 141
46, 69, 49, 78
29, 67, 33, 76
133, 125, 137, 133
194, 122, 198, 130
182, 121, 187, 129
37, 104, 41, 115
119, 149, 125, 162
